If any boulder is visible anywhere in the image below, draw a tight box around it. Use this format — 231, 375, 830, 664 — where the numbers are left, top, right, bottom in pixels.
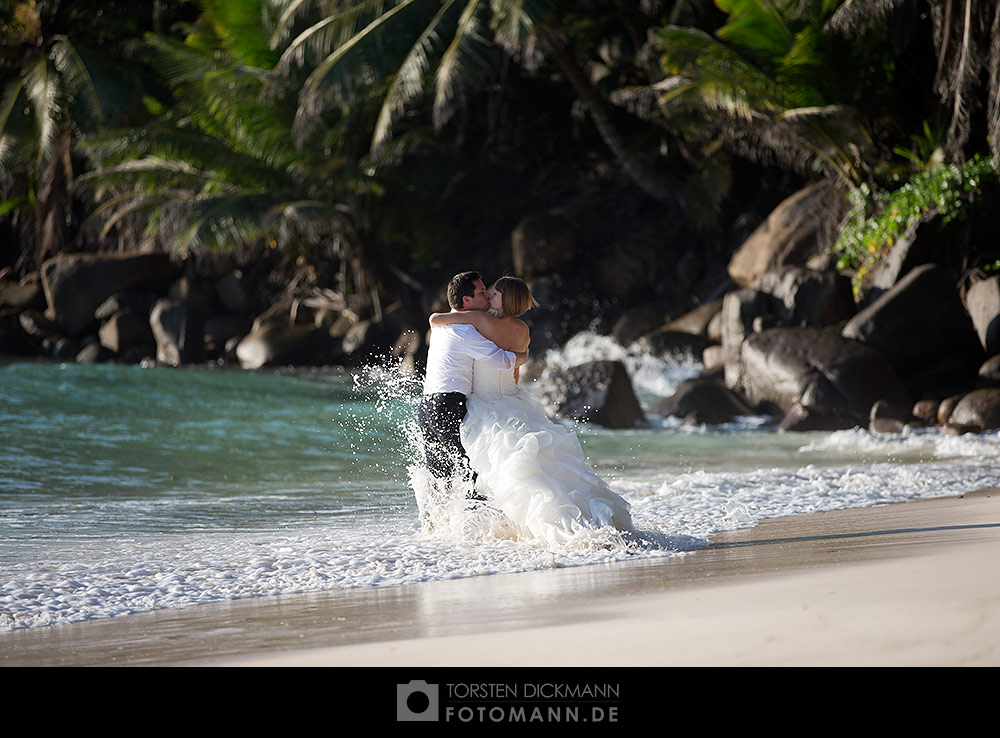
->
937, 393, 965, 425
663, 299, 723, 336
75, 339, 112, 363
203, 315, 250, 351
702, 344, 724, 373
633, 329, 714, 360
99, 308, 156, 356
150, 299, 204, 366
537, 360, 645, 429
0, 274, 46, 311
965, 274, 1000, 357
752, 266, 855, 327
511, 212, 579, 279
650, 376, 753, 424
778, 403, 866, 432
947, 388, 1000, 433
94, 291, 157, 322
720, 287, 769, 388
728, 180, 836, 286
869, 399, 914, 434
611, 303, 667, 347
215, 270, 249, 313
979, 355, 1000, 387
841, 265, 984, 395
235, 322, 343, 369
41, 253, 176, 336
738, 326, 911, 426
912, 399, 940, 425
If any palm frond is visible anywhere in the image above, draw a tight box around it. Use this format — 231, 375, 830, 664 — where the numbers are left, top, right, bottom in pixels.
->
432, 0, 495, 131
372, 0, 463, 152
23, 55, 66, 164
49, 35, 103, 122
825, 0, 907, 35
291, 0, 426, 144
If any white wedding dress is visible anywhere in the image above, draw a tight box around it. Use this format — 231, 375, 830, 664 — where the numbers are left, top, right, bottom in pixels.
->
461, 361, 633, 546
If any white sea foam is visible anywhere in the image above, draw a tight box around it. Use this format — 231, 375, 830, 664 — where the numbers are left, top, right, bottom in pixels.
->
541, 331, 703, 400
3, 358, 1000, 632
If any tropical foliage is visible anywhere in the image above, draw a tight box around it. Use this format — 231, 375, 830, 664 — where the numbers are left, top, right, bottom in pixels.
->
3, 0, 1000, 314
835, 154, 999, 293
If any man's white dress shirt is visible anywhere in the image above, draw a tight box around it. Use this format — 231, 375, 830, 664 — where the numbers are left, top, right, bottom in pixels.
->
422, 323, 516, 395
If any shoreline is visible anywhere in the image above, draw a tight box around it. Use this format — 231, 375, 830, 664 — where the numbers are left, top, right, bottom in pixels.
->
2, 488, 998, 666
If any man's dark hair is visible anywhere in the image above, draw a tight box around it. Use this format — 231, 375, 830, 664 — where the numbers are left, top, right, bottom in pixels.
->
447, 271, 481, 310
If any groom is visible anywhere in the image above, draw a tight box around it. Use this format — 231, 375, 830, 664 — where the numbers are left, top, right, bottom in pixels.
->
418, 271, 527, 498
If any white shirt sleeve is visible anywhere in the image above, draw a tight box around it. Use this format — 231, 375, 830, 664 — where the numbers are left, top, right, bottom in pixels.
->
454, 325, 517, 370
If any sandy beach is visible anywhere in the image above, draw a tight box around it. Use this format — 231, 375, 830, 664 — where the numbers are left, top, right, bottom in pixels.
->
2, 487, 998, 667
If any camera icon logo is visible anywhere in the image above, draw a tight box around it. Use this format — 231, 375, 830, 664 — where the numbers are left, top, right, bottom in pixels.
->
397, 680, 439, 722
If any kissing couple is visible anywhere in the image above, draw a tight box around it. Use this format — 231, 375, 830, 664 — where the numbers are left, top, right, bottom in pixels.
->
415, 271, 633, 546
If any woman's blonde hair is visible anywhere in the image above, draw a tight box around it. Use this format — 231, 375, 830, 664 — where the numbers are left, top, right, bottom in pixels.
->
492, 276, 538, 318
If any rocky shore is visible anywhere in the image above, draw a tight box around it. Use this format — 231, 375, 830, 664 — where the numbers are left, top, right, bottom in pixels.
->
3, 181, 1000, 435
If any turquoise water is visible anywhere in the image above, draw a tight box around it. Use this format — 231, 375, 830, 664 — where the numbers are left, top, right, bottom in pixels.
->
2, 351, 999, 630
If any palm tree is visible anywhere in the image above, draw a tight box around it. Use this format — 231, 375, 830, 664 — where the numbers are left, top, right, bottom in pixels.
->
644, 0, 879, 186
270, 0, 682, 205
828, 0, 1000, 164
78, 1, 388, 309
0, 0, 176, 272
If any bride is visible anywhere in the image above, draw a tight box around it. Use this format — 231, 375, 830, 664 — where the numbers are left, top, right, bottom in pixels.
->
429, 277, 633, 546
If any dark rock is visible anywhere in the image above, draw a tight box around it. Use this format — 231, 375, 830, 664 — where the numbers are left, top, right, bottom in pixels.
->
150, 299, 204, 366
752, 266, 855, 327
537, 360, 644, 429
841, 264, 984, 395
703, 344, 724, 373
99, 308, 156, 355
18, 310, 55, 340
94, 291, 157, 322
597, 245, 651, 300
168, 275, 214, 315
203, 315, 250, 350
778, 403, 866, 432
41, 253, 176, 336
633, 329, 713, 360
728, 180, 836, 286
75, 340, 112, 363
937, 394, 965, 425
966, 275, 1000, 358
869, 399, 913, 434
611, 304, 667, 347
235, 322, 343, 369
663, 299, 723, 336
721, 287, 769, 387
947, 388, 1000, 432
0, 275, 46, 311
650, 376, 754, 424
511, 212, 578, 279
864, 211, 940, 302
50, 336, 80, 360
979, 355, 1000, 387
912, 399, 940, 425
738, 326, 911, 424
215, 270, 249, 313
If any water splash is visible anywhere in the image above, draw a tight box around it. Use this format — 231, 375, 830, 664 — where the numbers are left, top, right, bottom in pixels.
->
538, 331, 702, 403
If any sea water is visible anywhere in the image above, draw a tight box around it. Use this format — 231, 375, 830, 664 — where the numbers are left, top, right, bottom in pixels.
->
2, 333, 999, 630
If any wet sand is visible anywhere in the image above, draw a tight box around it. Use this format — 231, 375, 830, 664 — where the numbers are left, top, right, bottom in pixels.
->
3, 488, 998, 667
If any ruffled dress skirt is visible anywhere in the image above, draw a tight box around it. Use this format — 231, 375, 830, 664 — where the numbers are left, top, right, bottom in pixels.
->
461, 391, 633, 546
